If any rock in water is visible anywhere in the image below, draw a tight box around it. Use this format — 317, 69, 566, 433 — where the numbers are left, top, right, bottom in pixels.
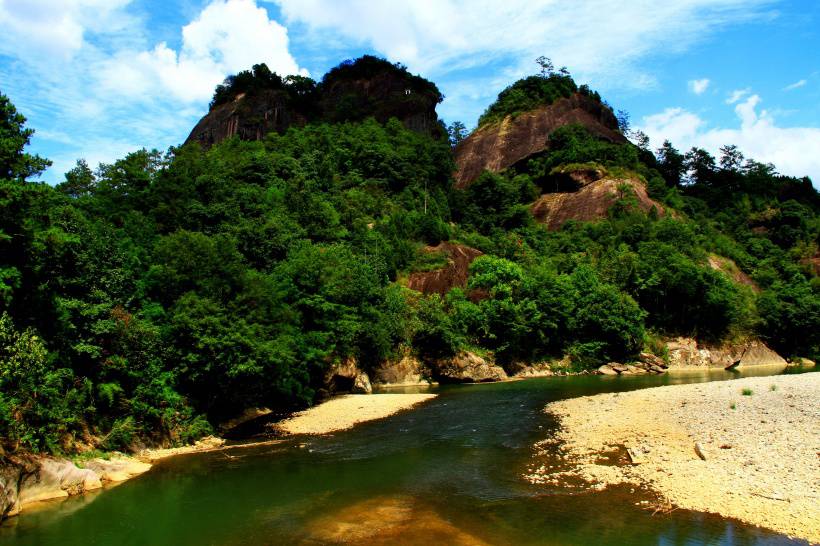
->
597, 364, 618, 375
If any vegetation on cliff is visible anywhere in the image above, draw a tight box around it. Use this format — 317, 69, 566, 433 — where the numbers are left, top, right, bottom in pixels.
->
477, 58, 605, 127
0, 60, 818, 455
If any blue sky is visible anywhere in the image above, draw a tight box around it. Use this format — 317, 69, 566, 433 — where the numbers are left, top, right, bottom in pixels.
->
1, 0, 818, 184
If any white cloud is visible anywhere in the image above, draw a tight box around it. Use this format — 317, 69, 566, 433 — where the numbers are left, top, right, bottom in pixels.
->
726, 88, 751, 104
0, 0, 305, 183
640, 94, 820, 184
689, 78, 710, 95
0, 0, 134, 59
784, 79, 806, 91
98, 0, 305, 103
269, 0, 774, 86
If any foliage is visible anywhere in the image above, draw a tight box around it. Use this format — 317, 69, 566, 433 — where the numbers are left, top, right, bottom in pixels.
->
1, 63, 818, 455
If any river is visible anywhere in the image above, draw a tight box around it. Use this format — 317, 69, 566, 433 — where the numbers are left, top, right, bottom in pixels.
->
0, 367, 811, 545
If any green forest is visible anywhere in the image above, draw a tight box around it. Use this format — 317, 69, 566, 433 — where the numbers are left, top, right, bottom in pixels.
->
1, 59, 818, 456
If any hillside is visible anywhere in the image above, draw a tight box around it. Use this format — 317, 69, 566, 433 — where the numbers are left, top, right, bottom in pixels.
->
0, 59, 818, 460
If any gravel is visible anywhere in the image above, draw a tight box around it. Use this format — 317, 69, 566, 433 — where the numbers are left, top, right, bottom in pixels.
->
527, 374, 820, 543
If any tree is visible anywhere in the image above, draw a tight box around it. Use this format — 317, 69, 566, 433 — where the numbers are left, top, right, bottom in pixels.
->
719, 145, 744, 172
0, 93, 51, 181
57, 159, 96, 198
535, 56, 555, 77
447, 121, 468, 147
656, 140, 685, 187
616, 109, 631, 134
684, 147, 717, 184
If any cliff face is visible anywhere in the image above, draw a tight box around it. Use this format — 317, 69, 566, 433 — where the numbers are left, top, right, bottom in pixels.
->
406, 242, 483, 296
317, 72, 440, 134
531, 174, 665, 230
453, 93, 626, 188
187, 89, 308, 147
186, 68, 441, 148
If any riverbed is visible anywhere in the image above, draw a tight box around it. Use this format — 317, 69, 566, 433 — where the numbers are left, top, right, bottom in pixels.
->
1, 366, 813, 545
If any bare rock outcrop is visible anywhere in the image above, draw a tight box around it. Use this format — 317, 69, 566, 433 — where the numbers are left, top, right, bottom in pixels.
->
453, 93, 625, 188
406, 242, 483, 296
531, 175, 664, 230
431, 351, 507, 383
186, 89, 307, 147
371, 351, 430, 387
1, 453, 151, 519
323, 356, 371, 394
186, 57, 442, 148
665, 338, 786, 369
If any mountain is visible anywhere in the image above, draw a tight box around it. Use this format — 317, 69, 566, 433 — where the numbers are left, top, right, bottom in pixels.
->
454, 92, 625, 188
1, 59, 818, 467
186, 56, 443, 147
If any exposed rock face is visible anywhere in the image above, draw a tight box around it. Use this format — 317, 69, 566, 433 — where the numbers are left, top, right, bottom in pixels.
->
351, 372, 373, 394
431, 351, 508, 383
453, 93, 626, 188
323, 356, 368, 394
187, 89, 307, 147
665, 338, 786, 369
186, 66, 441, 148
531, 175, 664, 230
317, 72, 440, 134
407, 242, 483, 296
371, 351, 429, 387
17, 458, 102, 505
1, 454, 151, 519
507, 361, 553, 378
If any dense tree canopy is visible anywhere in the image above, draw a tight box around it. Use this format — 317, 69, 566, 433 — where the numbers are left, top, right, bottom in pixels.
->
1, 67, 818, 457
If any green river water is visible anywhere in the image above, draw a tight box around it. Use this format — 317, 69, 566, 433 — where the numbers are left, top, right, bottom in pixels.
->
0, 367, 812, 545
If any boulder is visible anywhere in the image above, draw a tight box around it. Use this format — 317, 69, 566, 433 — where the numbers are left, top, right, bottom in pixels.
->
372, 352, 429, 387
82, 457, 151, 483
324, 356, 364, 393
17, 457, 102, 505
638, 352, 668, 369
597, 364, 618, 376
432, 352, 508, 383
351, 372, 373, 394
510, 361, 554, 378
609, 363, 628, 373
666, 337, 786, 369
625, 364, 648, 375
788, 357, 816, 368
0, 462, 24, 518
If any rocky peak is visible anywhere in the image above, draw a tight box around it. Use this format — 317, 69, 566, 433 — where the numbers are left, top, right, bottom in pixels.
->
453, 93, 626, 188
186, 56, 443, 148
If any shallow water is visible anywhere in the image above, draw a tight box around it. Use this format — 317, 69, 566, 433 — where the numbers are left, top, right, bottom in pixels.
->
1, 367, 813, 545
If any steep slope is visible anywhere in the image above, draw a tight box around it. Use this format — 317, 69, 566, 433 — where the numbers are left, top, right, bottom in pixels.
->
454, 93, 625, 188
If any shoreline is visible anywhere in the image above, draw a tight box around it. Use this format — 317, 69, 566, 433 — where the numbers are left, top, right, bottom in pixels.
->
528, 373, 820, 543
2, 392, 437, 520
274, 393, 437, 435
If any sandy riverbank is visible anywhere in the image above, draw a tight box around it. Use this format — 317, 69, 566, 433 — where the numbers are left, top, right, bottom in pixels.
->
275, 393, 437, 435
527, 373, 820, 543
